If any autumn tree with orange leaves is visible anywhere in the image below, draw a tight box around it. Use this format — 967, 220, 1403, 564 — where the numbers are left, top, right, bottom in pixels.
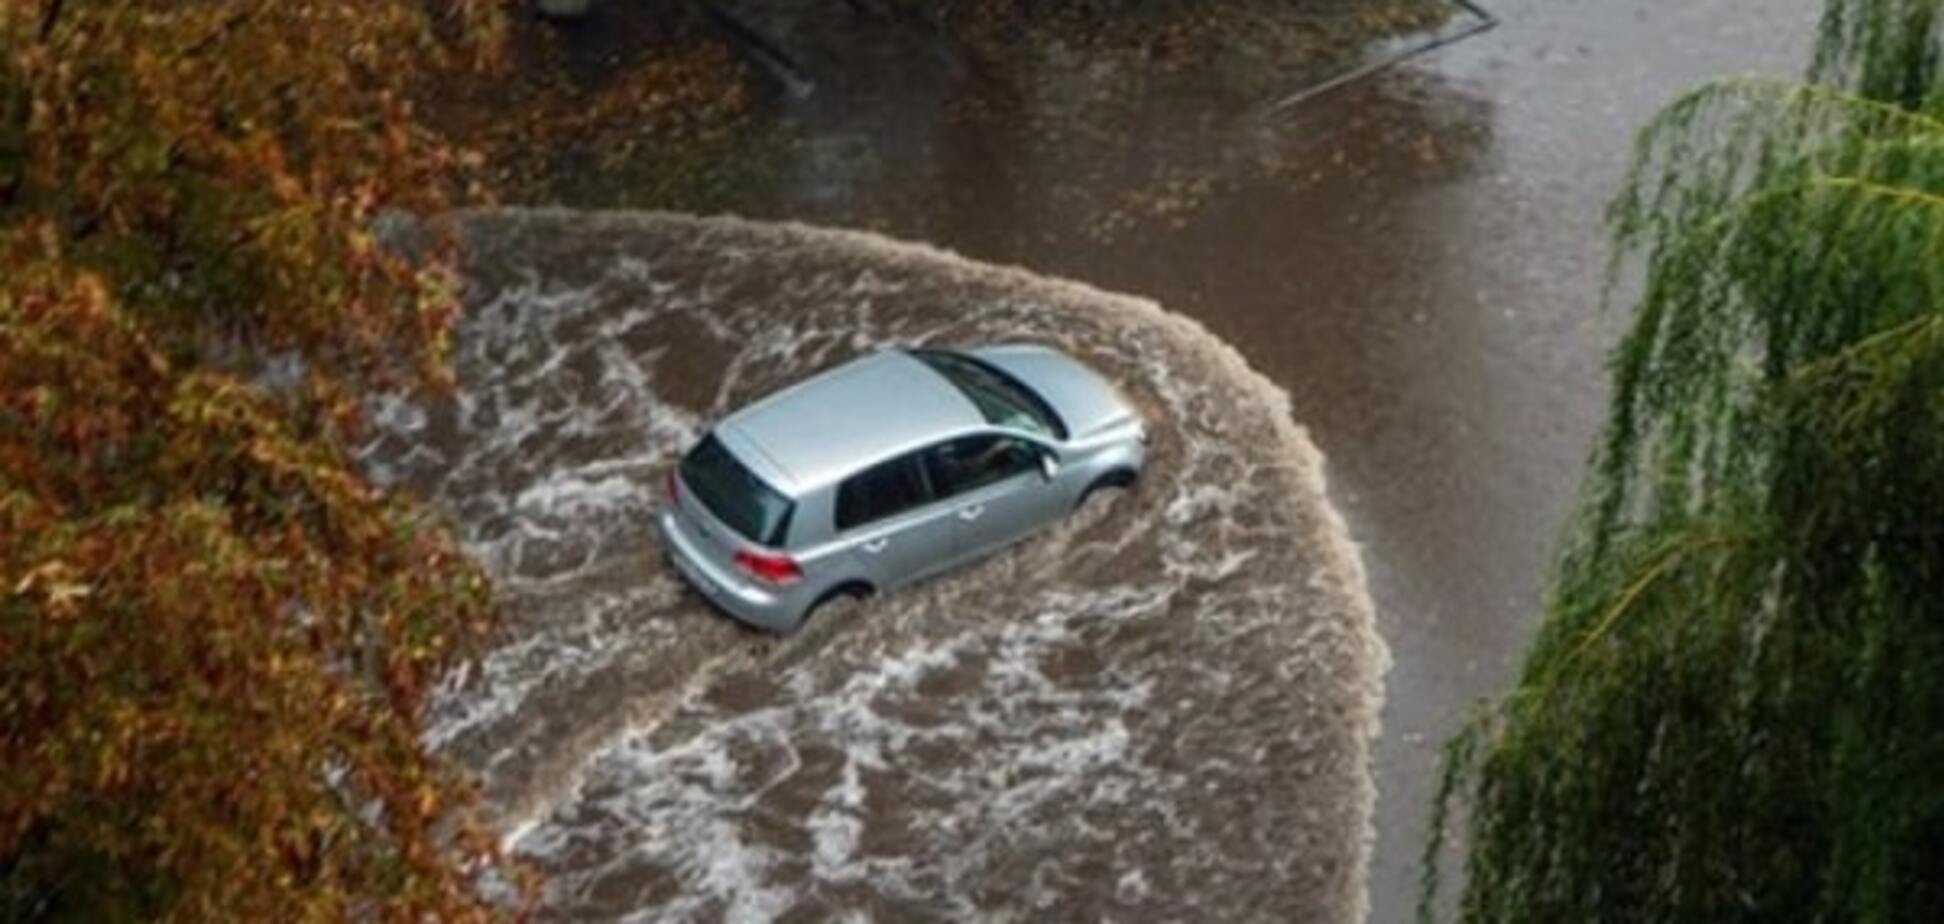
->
1, 2, 527, 920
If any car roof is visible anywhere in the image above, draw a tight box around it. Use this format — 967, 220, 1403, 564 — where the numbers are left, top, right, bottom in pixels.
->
714, 349, 984, 493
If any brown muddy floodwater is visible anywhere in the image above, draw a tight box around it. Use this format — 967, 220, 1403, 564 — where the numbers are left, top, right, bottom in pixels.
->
384, 0, 1827, 920
583, 2, 1817, 921
363, 211, 1385, 921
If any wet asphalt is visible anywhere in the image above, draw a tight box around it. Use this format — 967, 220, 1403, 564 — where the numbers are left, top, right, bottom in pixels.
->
1222, 3, 1820, 918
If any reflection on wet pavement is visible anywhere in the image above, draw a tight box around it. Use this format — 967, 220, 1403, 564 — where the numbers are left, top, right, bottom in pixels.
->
365, 211, 1385, 921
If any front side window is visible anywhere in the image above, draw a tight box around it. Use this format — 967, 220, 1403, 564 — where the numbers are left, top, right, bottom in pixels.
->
835, 454, 932, 532
679, 433, 795, 545
924, 435, 1039, 499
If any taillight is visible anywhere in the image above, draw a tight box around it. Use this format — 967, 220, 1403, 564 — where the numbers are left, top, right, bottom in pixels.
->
733, 549, 802, 585
665, 469, 679, 503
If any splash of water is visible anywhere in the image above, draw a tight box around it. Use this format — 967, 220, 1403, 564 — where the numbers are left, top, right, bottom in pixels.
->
362, 210, 1386, 922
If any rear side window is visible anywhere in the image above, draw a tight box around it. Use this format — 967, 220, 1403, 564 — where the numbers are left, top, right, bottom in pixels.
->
679, 434, 795, 546
835, 454, 931, 532
924, 435, 1039, 498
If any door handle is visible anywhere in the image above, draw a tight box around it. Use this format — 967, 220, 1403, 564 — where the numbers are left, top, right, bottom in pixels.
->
957, 504, 985, 522
862, 538, 889, 554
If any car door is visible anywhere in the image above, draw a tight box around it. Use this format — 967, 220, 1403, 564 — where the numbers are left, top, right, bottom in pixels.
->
923, 433, 1055, 564
833, 451, 957, 589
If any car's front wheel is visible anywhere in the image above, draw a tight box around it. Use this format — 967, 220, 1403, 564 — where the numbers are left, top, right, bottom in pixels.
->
1076, 469, 1139, 510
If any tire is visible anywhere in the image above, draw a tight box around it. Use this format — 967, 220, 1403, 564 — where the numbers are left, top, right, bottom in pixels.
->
763, 583, 873, 673
801, 582, 872, 627
1077, 469, 1139, 510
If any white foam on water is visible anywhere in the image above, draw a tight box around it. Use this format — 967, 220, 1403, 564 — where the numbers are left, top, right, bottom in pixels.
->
361, 210, 1387, 923
807, 774, 863, 880
514, 474, 640, 517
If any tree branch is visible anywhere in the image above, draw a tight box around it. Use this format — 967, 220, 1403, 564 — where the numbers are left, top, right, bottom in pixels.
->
181, 0, 272, 60
38, 0, 63, 42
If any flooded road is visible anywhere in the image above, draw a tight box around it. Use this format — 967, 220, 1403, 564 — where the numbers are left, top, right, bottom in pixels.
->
606, 1, 1822, 920
393, 1, 1828, 919
1116, 5, 1824, 919
365, 212, 1385, 921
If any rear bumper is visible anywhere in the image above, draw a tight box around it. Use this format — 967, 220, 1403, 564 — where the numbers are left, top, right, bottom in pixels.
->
656, 505, 803, 632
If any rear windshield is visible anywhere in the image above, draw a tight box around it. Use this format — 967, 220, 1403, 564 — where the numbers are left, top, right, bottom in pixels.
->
679, 433, 794, 546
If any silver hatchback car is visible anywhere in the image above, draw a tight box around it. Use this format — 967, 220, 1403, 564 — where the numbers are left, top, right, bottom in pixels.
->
657, 344, 1147, 632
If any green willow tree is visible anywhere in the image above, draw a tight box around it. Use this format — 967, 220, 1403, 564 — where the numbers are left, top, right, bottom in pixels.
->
1424, 1, 1944, 921
1, 2, 523, 921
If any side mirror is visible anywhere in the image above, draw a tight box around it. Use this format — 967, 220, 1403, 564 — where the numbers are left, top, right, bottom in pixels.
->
1038, 451, 1061, 481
